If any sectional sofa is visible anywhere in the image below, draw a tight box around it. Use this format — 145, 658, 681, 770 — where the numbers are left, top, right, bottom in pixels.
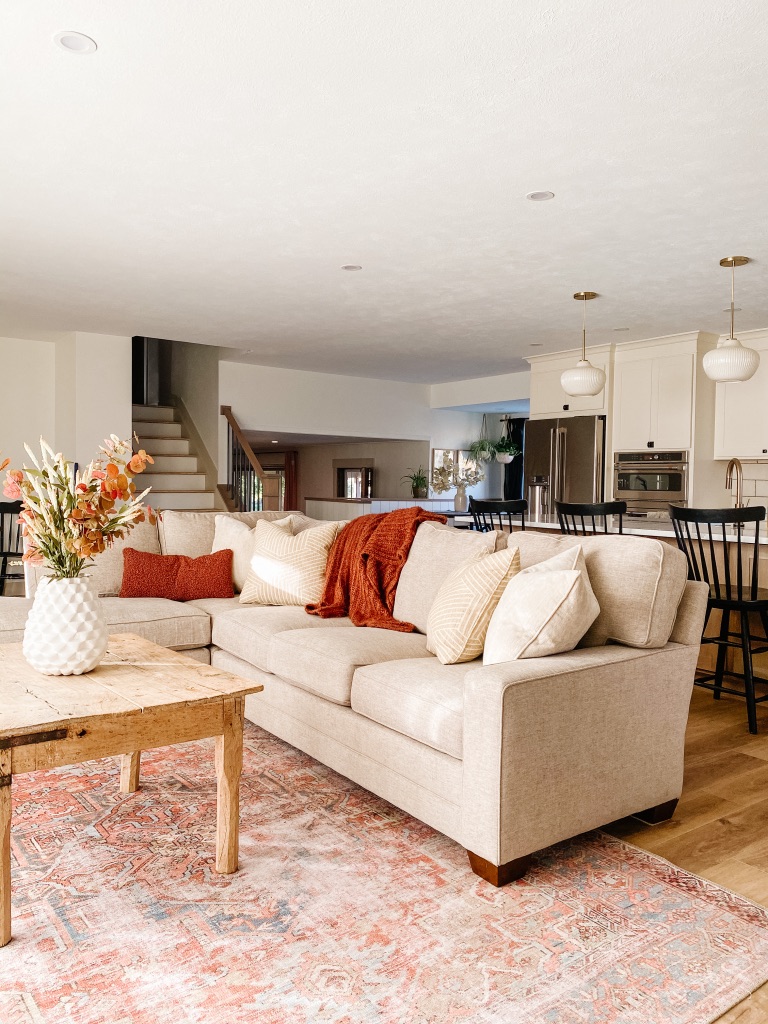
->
0, 509, 708, 885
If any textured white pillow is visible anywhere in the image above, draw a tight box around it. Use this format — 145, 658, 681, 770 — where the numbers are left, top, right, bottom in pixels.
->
426, 546, 521, 665
484, 546, 599, 664
239, 517, 338, 606
213, 515, 295, 591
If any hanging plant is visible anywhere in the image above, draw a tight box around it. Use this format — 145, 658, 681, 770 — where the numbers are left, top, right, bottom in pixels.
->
468, 414, 497, 463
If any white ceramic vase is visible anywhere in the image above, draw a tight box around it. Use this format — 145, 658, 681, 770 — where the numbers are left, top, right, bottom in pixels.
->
454, 484, 469, 513
23, 576, 108, 676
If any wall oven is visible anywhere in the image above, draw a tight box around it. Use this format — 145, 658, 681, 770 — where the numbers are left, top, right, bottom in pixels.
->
613, 451, 688, 518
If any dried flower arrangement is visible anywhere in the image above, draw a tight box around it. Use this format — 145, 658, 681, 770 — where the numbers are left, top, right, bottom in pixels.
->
3, 436, 156, 580
430, 451, 484, 494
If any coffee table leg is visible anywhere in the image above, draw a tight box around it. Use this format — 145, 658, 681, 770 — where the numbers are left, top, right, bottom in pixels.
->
120, 752, 141, 794
215, 697, 244, 874
1, 751, 11, 946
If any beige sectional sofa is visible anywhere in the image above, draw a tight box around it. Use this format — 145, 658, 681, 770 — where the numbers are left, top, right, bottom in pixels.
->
0, 509, 708, 885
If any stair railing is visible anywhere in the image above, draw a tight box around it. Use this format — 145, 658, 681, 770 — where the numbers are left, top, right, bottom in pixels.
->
220, 406, 265, 511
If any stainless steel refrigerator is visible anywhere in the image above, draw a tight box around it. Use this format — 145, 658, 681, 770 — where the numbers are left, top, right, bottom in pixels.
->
523, 415, 606, 513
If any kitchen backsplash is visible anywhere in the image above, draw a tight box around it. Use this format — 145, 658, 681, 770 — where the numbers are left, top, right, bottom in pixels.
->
730, 462, 768, 508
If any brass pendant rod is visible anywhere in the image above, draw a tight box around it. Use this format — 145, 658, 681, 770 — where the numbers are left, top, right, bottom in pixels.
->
730, 262, 736, 340
582, 297, 587, 361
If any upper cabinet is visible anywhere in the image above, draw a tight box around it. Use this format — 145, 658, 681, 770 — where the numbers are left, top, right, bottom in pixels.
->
613, 347, 694, 451
714, 330, 768, 459
527, 345, 614, 419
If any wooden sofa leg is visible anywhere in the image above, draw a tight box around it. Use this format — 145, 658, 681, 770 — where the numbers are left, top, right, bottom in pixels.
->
467, 850, 532, 886
634, 798, 679, 825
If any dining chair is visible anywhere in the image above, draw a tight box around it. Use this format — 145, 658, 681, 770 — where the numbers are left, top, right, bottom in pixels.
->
670, 504, 768, 733
0, 501, 24, 596
556, 500, 627, 536
468, 498, 527, 532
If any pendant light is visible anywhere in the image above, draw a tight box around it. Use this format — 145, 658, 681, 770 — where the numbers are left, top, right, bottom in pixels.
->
702, 256, 759, 383
560, 291, 606, 397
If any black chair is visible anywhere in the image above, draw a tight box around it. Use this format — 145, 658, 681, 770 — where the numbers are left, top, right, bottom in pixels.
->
468, 498, 527, 532
0, 501, 23, 596
671, 505, 768, 734
556, 500, 627, 536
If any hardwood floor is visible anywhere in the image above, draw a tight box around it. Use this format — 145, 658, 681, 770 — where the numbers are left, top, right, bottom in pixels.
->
603, 685, 768, 1022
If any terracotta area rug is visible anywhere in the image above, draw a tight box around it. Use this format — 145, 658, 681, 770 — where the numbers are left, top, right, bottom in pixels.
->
2, 726, 768, 1024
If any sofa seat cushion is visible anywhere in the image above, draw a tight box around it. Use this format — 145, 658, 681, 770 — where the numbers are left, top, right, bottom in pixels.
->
211, 606, 352, 673
269, 627, 433, 706
99, 598, 211, 650
351, 657, 467, 759
0, 598, 32, 643
187, 596, 243, 623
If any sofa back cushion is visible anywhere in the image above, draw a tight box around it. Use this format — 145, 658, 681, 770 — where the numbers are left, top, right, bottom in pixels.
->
509, 532, 687, 649
158, 509, 302, 558
393, 522, 498, 633
24, 518, 161, 598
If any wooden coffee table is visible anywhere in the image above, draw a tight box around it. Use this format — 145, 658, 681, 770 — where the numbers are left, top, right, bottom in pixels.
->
0, 633, 263, 946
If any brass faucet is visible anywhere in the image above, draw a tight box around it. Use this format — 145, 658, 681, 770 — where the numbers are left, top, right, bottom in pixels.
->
726, 457, 744, 508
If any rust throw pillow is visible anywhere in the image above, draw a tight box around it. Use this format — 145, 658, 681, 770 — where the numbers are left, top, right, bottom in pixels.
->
120, 548, 234, 601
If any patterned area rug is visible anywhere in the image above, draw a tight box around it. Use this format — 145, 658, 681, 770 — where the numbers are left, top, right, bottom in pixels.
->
2, 725, 768, 1024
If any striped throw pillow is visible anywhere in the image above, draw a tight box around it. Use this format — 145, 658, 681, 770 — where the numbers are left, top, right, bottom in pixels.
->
426, 546, 521, 665
239, 518, 338, 606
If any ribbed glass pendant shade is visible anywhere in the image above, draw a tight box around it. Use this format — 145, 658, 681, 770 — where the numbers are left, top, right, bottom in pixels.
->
561, 291, 605, 398
702, 337, 760, 383
703, 256, 760, 383
560, 360, 607, 396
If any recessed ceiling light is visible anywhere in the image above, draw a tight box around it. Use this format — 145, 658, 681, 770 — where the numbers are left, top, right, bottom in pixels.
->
341, 265, 362, 271
54, 31, 97, 53
529, 343, 544, 347
613, 327, 630, 332
526, 191, 555, 202
271, 440, 279, 444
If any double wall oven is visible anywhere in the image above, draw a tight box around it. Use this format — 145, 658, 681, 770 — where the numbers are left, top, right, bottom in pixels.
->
613, 451, 688, 518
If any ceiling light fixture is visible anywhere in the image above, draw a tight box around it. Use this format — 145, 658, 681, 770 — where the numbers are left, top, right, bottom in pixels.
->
702, 257, 759, 383
560, 291, 606, 397
271, 440, 279, 444
526, 191, 555, 201
613, 327, 630, 332
341, 264, 362, 271
54, 31, 97, 53
529, 343, 543, 348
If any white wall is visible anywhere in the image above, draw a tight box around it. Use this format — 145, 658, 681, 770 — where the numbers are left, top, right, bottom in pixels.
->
171, 341, 220, 465
0, 332, 131, 473
71, 333, 132, 465
218, 361, 496, 494
430, 370, 530, 409
0, 336, 57, 468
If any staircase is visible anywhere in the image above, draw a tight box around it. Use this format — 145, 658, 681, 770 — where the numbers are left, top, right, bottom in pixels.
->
132, 405, 216, 510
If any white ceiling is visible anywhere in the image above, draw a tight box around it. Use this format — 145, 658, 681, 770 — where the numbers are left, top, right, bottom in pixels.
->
3, 1, 768, 383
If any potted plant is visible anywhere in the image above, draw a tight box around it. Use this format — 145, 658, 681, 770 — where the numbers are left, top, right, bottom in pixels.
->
494, 436, 521, 464
468, 437, 498, 464
3, 436, 156, 676
401, 466, 429, 499
431, 452, 484, 512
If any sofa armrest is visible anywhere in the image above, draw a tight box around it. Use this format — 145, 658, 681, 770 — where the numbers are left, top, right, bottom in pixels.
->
461, 642, 698, 865
669, 579, 709, 646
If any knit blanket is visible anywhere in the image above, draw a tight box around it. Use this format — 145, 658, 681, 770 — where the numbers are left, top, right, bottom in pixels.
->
306, 506, 447, 631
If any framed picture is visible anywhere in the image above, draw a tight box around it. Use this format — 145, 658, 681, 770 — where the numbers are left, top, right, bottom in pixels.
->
431, 448, 456, 479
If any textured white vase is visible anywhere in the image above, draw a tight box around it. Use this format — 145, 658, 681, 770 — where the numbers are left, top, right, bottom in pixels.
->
23, 576, 108, 676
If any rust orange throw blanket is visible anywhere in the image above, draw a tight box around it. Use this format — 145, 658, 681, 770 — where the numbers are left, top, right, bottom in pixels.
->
306, 507, 447, 631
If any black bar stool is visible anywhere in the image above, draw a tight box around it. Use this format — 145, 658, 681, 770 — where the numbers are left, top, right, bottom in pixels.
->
556, 500, 627, 536
468, 498, 527, 533
670, 504, 768, 734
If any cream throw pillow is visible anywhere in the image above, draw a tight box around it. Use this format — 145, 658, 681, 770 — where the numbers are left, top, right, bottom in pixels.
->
212, 515, 286, 591
426, 546, 521, 665
483, 546, 600, 664
239, 518, 338, 606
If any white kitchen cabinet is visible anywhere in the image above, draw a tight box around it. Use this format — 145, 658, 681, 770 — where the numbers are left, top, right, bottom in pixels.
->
527, 345, 613, 419
612, 346, 694, 451
714, 330, 768, 459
